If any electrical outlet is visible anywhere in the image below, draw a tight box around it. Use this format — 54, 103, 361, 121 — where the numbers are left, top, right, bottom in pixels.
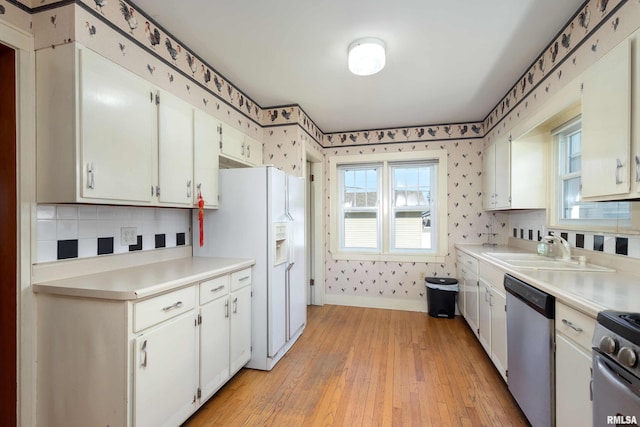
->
121, 227, 137, 246
419, 272, 426, 280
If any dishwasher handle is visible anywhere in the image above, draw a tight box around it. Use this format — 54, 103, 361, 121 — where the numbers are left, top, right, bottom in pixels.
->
504, 274, 555, 319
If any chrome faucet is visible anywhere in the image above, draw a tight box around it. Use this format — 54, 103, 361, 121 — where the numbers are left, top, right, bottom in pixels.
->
542, 234, 572, 261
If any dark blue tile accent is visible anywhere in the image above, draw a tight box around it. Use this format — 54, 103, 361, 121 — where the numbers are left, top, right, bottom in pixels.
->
176, 232, 186, 246
513, 228, 517, 238
520, 229, 524, 239
576, 234, 585, 249
97, 237, 114, 255
129, 235, 142, 252
561, 232, 568, 241
616, 237, 628, 256
537, 230, 542, 241
57, 240, 78, 260
528, 229, 533, 240
155, 234, 166, 248
594, 235, 604, 252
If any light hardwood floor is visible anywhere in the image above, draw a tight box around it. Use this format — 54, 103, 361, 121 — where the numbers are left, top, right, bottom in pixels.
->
184, 305, 528, 426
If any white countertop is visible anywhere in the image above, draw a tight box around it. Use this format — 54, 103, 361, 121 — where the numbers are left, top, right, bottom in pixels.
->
32, 256, 255, 301
456, 244, 640, 317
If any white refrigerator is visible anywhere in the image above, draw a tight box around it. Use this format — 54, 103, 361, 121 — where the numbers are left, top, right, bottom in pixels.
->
193, 166, 306, 371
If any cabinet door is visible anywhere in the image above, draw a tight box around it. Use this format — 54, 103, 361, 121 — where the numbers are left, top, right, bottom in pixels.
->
80, 47, 155, 203
478, 279, 491, 354
134, 313, 198, 427
582, 39, 631, 199
158, 90, 194, 206
482, 143, 496, 210
199, 296, 230, 401
455, 254, 466, 316
490, 288, 507, 381
230, 285, 252, 376
464, 275, 479, 337
219, 123, 245, 162
493, 137, 511, 208
194, 109, 220, 208
556, 334, 592, 427
244, 135, 263, 166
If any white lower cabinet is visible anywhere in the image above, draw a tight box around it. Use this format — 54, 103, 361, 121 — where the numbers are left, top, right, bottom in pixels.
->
478, 263, 508, 382
134, 313, 199, 426
36, 267, 252, 427
555, 302, 595, 427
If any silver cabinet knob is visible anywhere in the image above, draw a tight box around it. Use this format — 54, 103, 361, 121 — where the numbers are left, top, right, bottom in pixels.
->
599, 335, 618, 355
618, 347, 638, 368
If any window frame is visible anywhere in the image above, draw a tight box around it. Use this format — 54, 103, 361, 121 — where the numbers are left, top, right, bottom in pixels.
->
329, 150, 448, 262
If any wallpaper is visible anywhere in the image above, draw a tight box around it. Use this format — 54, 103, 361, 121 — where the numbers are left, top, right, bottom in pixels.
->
2, 0, 640, 305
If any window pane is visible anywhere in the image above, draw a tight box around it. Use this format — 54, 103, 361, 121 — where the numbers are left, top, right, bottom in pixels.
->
568, 132, 581, 173
394, 211, 432, 249
344, 212, 378, 248
391, 163, 434, 251
339, 165, 379, 250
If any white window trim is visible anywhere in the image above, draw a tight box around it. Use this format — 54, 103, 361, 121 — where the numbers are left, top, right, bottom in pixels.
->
329, 150, 447, 262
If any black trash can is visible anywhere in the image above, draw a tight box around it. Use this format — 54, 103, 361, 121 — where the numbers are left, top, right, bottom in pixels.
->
425, 277, 459, 319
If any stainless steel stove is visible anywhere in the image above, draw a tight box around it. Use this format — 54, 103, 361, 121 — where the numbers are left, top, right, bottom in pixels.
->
592, 311, 640, 426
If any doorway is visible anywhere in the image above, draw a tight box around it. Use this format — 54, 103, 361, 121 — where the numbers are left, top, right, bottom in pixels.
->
305, 149, 324, 306
0, 41, 17, 426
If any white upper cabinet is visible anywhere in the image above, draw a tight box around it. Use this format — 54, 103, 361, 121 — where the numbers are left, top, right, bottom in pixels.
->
193, 109, 220, 208
157, 90, 194, 206
581, 37, 632, 200
37, 43, 156, 204
219, 123, 263, 168
483, 132, 546, 211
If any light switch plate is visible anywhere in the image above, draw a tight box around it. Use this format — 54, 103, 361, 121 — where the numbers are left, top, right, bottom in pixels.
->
121, 227, 137, 246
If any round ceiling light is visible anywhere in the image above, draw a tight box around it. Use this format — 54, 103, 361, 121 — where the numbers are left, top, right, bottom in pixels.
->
348, 38, 386, 76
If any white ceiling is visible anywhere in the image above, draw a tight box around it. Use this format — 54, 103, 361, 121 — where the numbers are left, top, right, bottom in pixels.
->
133, 0, 585, 133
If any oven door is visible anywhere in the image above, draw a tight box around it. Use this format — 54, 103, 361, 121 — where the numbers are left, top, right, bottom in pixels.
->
592, 350, 640, 426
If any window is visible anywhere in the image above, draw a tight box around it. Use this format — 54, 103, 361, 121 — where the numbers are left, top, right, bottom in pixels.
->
330, 151, 447, 262
556, 117, 630, 227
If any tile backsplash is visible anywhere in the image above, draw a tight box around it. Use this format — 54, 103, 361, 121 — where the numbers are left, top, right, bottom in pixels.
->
36, 205, 191, 263
508, 210, 640, 260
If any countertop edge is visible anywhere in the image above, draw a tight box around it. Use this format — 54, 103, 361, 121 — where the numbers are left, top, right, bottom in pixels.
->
32, 257, 256, 301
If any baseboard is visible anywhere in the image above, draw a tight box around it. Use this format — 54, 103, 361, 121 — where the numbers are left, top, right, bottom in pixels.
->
324, 294, 428, 313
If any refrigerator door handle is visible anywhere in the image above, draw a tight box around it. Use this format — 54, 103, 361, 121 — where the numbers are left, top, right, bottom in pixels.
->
286, 262, 295, 272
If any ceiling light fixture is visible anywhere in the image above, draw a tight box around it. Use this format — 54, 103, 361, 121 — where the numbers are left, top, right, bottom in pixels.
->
348, 38, 386, 76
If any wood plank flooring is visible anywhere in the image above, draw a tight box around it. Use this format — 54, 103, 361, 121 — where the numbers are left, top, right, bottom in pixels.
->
184, 305, 528, 426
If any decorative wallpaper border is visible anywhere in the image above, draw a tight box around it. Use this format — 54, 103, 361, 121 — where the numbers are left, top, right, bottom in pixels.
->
483, 0, 628, 136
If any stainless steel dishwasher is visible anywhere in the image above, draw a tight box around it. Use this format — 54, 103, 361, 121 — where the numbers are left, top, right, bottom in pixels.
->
504, 274, 555, 427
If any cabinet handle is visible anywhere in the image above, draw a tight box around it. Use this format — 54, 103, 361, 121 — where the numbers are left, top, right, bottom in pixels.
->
197, 183, 202, 197
187, 180, 192, 198
635, 155, 640, 183
225, 300, 229, 318
246, 144, 251, 158
141, 340, 148, 367
241, 142, 245, 156
211, 285, 225, 293
615, 158, 624, 185
561, 318, 583, 332
161, 301, 183, 312
87, 163, 95, 189
233, 297, 238, 314
238, 275, 251, 282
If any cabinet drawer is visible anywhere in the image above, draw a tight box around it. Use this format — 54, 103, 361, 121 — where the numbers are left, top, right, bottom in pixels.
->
230, 268, 252, 291
200, 275, 229, 305
556, 302, 596, 352
134, 286, 196, 332
459, 253, 478, 275
479, 261, 505, 292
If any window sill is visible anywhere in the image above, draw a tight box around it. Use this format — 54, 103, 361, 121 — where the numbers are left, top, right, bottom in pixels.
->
330, 251, 445, 263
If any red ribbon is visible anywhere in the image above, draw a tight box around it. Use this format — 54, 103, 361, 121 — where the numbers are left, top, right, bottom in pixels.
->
198, 193, 205, 247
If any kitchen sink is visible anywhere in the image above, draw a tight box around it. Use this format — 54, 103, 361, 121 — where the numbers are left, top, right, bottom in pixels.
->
485, 252, 615, 272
